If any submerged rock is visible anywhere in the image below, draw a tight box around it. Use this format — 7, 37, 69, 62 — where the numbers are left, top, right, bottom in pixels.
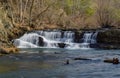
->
74, 57, 91, 60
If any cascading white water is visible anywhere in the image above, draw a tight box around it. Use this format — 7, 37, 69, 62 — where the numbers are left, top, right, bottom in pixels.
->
81, 32, 98, 49
91, 32, 98, 44
13, 30, 98, 49
36, 31, 74, 43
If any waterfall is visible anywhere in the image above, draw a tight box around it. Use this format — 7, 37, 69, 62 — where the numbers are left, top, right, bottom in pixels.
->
13, 30, 98, 49
81, 32, 98, 48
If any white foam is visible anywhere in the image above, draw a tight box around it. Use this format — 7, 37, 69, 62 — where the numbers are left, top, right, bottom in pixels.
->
13, 31, 98, 49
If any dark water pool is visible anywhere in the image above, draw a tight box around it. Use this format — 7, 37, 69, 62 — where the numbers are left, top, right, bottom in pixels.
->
0, 48, 120, 78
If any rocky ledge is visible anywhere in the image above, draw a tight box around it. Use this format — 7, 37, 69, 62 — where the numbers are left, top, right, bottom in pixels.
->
97, 29, 120, 49
0, 27, 120, 55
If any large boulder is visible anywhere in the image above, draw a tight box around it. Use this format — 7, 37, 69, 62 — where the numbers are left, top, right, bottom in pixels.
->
97, 29, 120, 44
97, 29, 120, 49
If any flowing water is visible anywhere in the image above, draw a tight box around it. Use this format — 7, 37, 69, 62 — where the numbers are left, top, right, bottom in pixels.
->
0, 49, 120, 78
13, 30, 98, 49
0, 30, 120, 78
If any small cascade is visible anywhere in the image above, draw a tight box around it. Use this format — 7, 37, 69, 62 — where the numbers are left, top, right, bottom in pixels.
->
91, 32, 98, 44
81, 32, 98, 48
36, 31, 74, 43
13, 30, 98, 49
83, 32, 93, 43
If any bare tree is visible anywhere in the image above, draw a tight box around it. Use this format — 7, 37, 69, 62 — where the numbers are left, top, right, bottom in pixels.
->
95, 0, 115, 28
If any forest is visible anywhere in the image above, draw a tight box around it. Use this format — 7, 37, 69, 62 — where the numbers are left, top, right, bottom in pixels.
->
0, 0, 120, 29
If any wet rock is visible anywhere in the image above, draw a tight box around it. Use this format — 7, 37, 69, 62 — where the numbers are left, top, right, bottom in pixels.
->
98, 44, 120, 49
104, 58, 119, 64
74, 31, 80, 43
74, 57, 91, 60
90, 44, 99, 48
64, 59, 69, 65
97, 29, 120, 49
58, 43, 66, 48
74, 31, 83, 43
66, 59, 69, 65
61, 31, 64, 38
54, 52, 61, 54
38, 37, 44, 46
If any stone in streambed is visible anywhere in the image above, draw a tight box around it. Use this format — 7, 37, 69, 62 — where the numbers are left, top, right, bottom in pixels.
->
38, 37, 44, 46
74, 57, 91, 60
104, 58, 119, 64
64, 59, 69, 65
66, 59, 69, 65
58, 43, 66, 48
